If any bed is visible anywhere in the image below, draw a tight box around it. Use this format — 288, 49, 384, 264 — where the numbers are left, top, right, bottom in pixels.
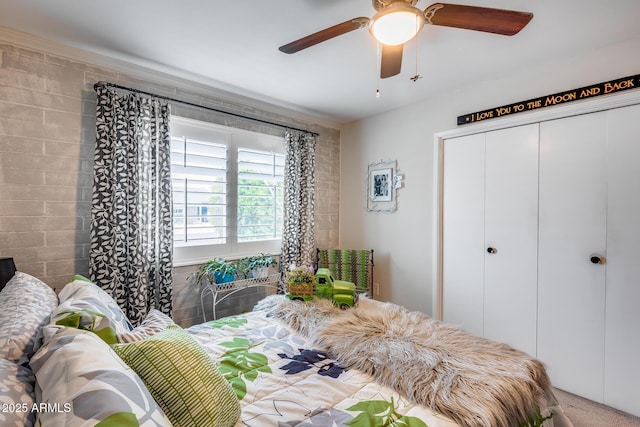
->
0, 272, 573, 427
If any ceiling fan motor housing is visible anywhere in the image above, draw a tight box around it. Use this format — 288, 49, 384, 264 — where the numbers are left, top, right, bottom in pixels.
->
370, 1, 426, 45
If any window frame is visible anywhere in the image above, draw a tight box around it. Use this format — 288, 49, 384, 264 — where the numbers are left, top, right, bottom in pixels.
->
170, 116, 284, 266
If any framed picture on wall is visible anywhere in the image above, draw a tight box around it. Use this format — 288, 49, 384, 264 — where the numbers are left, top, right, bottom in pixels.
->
370, 168, 393, 202
367, 160, 397, 212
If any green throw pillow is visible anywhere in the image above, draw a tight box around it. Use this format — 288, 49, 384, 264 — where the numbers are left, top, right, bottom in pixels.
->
113, 325, 241, 427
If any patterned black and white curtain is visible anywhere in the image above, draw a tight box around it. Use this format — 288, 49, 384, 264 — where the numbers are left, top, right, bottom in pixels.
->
281, 130, 316, 269
89, 85, 173, 326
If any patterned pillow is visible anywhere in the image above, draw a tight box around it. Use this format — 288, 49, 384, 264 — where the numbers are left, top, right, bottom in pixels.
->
0, 272, 58, 364
118, 309, 174, 343
50, 300, 120, 345
113, 325, 241, 427
29, 327, 171, 427
0, 358, 36, 427
58, 278, 133, 334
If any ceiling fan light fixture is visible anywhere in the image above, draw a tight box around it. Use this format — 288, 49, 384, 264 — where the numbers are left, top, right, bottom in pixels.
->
370, 3, 425, 46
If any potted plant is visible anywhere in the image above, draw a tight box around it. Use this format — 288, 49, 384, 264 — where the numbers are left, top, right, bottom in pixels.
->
241, 253, 277, 279
285, 265, 316, 299
193, 258, 238, 285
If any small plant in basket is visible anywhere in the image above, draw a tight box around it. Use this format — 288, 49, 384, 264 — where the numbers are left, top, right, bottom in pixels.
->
286, 265, 316, 299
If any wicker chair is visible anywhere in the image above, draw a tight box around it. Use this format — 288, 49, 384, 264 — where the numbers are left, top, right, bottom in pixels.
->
315, 248, 374, 295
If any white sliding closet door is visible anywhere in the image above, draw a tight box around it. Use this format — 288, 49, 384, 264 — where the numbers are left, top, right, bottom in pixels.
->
537, 112, 607, 402
442, 133, 485, 337
442, 124, 539, 355
604, 103, 640, 415
439, 99, 640, 417
483, 124, 539, 356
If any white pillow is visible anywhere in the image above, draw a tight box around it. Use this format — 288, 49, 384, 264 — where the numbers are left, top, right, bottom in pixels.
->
30, 327, 171, 427
0, 272, 58, 364
117, 309, 174, 343
0, 358, 36, 427
57, 278, 133, 335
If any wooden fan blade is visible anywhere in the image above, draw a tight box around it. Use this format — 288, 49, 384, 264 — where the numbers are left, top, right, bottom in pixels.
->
424, 3, 533, 36
380, 44, 403, 79
279, 17, 370, 54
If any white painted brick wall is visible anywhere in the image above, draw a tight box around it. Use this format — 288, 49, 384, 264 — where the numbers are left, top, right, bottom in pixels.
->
0, 38, 340, 327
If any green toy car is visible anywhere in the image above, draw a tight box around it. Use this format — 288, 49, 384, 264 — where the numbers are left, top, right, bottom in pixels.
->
287, 267, 356, 308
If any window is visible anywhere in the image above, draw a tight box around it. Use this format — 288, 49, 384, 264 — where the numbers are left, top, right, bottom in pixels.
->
237, 148, 284, 242
171, 136, 227, 245
170, 117, 284, 265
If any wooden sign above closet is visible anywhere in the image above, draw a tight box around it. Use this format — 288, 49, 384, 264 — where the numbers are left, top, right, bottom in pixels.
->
457, 73, 640, 125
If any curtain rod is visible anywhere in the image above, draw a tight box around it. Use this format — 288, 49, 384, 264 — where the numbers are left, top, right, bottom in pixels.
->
93, 81, 320, 137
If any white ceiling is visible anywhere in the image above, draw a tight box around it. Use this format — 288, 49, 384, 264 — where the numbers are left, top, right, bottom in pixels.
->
0, 0, 638, 124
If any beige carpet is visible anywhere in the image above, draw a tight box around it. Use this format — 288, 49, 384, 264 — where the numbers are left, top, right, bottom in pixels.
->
555, 388, 640, 427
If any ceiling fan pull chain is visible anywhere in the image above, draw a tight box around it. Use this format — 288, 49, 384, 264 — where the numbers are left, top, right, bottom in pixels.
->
411, 14, 423, 82
376, 41, 381, 98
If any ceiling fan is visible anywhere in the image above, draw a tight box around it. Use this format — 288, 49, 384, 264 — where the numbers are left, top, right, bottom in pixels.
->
279, 1, 533, 79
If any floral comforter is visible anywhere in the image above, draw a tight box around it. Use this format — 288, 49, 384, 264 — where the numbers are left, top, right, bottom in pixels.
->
187, 310, 459, 427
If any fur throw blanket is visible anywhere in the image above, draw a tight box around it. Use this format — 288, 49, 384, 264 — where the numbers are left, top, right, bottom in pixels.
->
255, 295, 558, 427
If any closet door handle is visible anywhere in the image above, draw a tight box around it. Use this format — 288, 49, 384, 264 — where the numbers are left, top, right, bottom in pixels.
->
590, 255, 605, 264
487, 247, 497, 254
